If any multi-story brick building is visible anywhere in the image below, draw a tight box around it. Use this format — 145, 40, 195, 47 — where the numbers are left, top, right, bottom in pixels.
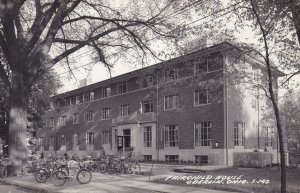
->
37, 42, 283, 166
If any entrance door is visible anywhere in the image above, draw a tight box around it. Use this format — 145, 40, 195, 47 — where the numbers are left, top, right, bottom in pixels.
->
123, 129, 131, 149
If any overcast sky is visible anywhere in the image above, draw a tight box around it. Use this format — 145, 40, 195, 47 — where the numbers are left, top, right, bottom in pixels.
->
54, 0, 299, 96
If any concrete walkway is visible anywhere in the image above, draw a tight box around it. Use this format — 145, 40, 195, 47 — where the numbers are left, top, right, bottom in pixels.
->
0, 172, 237, 193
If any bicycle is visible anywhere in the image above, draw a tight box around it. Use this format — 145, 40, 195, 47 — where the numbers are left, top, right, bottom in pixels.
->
106, 157, 131, 174
0, 158, 11, 179
35, 160, 69, 183
50, 160, 92, 186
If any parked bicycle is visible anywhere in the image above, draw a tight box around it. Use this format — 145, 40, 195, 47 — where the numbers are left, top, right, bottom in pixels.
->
35, 159, 69, 183
0, 158, 11, 179
50, 160, 92, 186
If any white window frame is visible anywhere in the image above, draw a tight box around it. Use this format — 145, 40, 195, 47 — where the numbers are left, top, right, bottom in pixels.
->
164, 94, 179, 110
164, 68, 178, 82
164, 124, 179, 147
194, 87, 211, 106
49, 119, 55, 128
102, 87, 111, 98
144, 126, 152, 147
120, 81, 129, 94
86, 132, 94, 145
142, 101, 153, 113
234, 121, 245, 146
73, 114, 79, 124
194, 121, 212, 146
84, 111, 94, 122
120, 104, 130, 117
73, 133, 79, 146
102, 108, 111, 120
75, 96, 80, 104
102, 131, 111, 145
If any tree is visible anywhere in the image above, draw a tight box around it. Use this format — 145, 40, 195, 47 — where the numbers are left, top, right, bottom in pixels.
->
227, 0, 300, 192
0, 69, 61, 156
280, 90, 300, 164
0, 0, 227, 171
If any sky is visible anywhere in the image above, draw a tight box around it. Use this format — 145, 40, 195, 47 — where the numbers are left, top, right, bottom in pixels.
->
54, 0, 299, 96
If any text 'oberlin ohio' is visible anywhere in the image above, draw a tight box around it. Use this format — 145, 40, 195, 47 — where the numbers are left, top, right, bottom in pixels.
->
164, 175, 270, 185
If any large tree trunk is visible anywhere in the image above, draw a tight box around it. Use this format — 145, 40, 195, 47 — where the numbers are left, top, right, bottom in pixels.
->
8, 72, 30, 175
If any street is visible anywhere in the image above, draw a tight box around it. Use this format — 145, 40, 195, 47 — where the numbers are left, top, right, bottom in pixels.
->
0, 182, 39, 193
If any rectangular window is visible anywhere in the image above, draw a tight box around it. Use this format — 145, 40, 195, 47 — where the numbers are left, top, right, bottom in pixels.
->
194, 88, 211, 106
195, 155, 208, 165
86, 132, 94, 145
120, 81, 129, 94
57, 117, 64, 127
142, 101, 153, 113
83, 92, 95, 102
115, 129, 118, 146
70, 96, 76, 105
207, 55, 222, 72
73, 134, 79, 146
144, 155, 152, 161
58, 135, 66, 147
102, 108, 111, 120
75, 96, 80, 104
195, 121, 212, 146
164, 94, 179, 110
38, 137, 44, 146
73, 114, 79, 124
144, 126, 152, 147
84, 111, 94, 122
102, 87, 111, 98
57, 99, 65, 108
251, 93, 258, 110
62, 116, 67, 126
165, 155, 179, 163
164, 68, 178, 82
49, 119, 55, 128
141, 75, 154, 88
120, 104, 130, 116
103, 131, 111, 145
49, 136, 54, 146
264, 126, 274, 147
252, 66, 260, 82
164, 124, 179, 147
234, 121, 245, 146
194, 59, 208, 75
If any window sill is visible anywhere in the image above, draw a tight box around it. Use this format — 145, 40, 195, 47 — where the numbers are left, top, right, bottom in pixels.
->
194, 103, 211, 107
194, 145, 212, 149
164, 108, 179, 111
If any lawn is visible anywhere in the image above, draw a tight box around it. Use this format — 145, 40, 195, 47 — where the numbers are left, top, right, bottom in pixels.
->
152, 167, 300, 193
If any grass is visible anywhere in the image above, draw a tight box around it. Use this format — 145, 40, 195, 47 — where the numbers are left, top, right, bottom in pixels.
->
152, 167, 300, 193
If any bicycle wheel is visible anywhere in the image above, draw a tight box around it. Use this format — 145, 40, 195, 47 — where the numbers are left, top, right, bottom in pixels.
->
131, 162, 141, 174
76, 169, 92, 184
97, 162, 107, 173
35, 168, 48, 183
124, 162, 132, 174
50, 170, 67, 186
106, 162, 115, 174
0, 166, 7, 179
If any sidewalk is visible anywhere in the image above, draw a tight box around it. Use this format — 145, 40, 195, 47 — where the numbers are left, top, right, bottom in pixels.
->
0, 172, 238, 193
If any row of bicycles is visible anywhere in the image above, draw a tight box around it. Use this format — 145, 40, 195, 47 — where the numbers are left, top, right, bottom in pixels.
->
0, 154, 141, 186
83, 156, 141, 175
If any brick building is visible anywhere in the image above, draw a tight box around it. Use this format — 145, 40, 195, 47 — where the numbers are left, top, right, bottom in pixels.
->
37, 42, 283, 166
